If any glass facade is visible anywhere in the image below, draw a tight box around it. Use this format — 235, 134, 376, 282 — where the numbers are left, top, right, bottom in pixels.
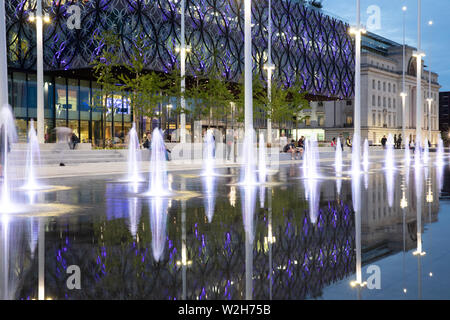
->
9, 71, 133, 144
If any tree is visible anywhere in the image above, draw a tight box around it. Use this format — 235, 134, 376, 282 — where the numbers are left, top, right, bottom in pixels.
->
91, 30, 122, 147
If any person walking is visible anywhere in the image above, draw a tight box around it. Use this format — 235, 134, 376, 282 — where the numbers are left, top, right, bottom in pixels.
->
331, 137, 337, 148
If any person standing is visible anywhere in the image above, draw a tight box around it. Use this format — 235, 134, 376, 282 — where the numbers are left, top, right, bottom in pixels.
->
397, 134, 402, 149
381, 135, 387, 149
393, 134, 397, 149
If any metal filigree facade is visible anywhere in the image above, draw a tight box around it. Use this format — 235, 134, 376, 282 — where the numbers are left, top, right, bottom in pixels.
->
6, 0, 354, 99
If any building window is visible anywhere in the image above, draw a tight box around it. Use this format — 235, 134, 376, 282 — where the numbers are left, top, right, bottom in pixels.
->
393, 84, 396, 93
372, 79, 376, 90
378, 96, 381, 107
378, 81, 381, 90
383, 82, 386, 92
372, 113, 376, 126
372, 95, 376, 106
383, 97, 386, 107
393, 99, 396, 108
388, 83, 391, 92
388, 98, 391, 108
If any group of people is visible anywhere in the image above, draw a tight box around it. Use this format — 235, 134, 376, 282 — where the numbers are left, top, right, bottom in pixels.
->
330, 134, 351, 151
283, 136, 306, 160
380, 134, 403, 149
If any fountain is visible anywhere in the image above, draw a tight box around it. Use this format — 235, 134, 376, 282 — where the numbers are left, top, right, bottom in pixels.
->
436, 138, 444, 167
384, 134, 395, 207
303, 136, 320, 180
202, 129, 216, 177
149, 196, 169, 261
0, 105, 18, 213
423, 138, 429, 165
126, 123, 144, 183
404, 136, 411, 167
240, 130, 258, 186
351, 134, 361, 177
258, 132, 267, 184
414, 136, 422, 168
363, 139, 369, 172
147, 128, 169, 196
22, 120, 42, 191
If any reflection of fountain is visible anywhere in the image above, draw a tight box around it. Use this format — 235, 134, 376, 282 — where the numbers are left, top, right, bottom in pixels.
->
127, 196, 141, 239
202, 175, 216, 222
126, 123, 143, 183
335, 138, 343, 195
303, 137, 320, 180
149, 197, 169, 261
202, 129, 216, 177
304, 178, 320, 224
22, 120, 42, 190
423, 138, 429, 165
385, 134, 395, 207
28, 217, 39, 258
0, 106, 18, 212
240, 184, 257, 300
147, 128, 169, 196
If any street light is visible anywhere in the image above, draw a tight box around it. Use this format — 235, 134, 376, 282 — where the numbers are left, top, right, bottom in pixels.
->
29, 1, 51, 144
244, 0, 253, 134
264, 0, 274, 145
400, 6, 407, 149
414, 0, 425, 148
0, 1, 8, 108
426, 20, 433, 144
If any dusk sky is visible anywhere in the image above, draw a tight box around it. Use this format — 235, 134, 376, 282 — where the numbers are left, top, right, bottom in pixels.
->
323, 0, 450, 91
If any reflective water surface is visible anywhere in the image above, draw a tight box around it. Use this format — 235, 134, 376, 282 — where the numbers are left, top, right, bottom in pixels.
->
1, 161, 449, 300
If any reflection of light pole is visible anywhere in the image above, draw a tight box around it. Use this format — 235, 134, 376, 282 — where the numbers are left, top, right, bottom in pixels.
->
400, 173, 408, 294
426, 177, 433, 280
244, 0, 253, 133
38, 219, 45, 300
400, 6, 408, 149
414, 0, 425, 146
264, 0, 274, 145
0, 1, 8, 108
29, 1, 50, 143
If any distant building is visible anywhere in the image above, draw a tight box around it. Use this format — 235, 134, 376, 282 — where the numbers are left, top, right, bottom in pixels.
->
295, 32, 441, 146
439, 91, 450, 132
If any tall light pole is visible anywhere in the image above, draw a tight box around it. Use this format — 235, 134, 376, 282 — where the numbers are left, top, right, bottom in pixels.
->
264, 0, 274, 145
400, 6, 408, 149
426, 20, 433, 144
414, 0, 425, 147
0, 1, 8, 108
179, 0, 186, 144
29, 2, 50, 143
350, 0, 365, 140
244, 0, 253, 133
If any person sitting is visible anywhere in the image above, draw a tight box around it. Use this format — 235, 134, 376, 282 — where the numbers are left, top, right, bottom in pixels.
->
284, 139, 299, 160
346, 136, 352, 148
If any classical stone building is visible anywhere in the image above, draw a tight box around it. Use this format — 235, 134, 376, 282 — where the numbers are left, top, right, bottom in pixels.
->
296, 32, 441, 146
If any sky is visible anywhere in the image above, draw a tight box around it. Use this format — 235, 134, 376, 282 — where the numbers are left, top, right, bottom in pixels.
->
322, 0, 450, 91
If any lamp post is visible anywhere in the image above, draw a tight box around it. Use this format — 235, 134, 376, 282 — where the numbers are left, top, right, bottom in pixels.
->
0, 1, 8, 108
29, 2, 50, 144
400, 6, 408, 149
426, 20, 433, 144
414, 0, 425, 147
180, 0, 186, 144
350, 0, 365, 140
264, 0, 274, 145
244, 0, 253, 133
